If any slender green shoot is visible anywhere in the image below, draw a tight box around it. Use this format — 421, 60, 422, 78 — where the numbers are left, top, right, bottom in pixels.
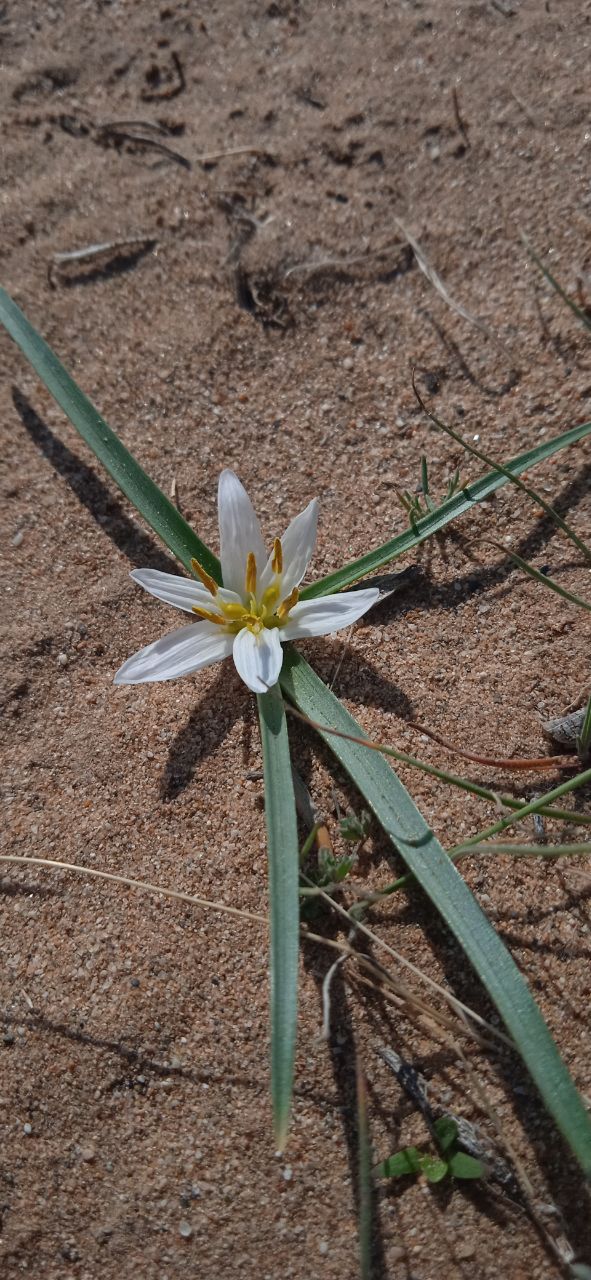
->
521, 230, 591, 335
454, 843, 591, 859
412, 374, 591, 566
482, 539, 591, 612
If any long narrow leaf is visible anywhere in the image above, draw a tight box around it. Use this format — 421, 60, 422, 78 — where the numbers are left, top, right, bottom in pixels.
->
279, 648, 591, 1178
257, 688, 300, 1151
301, 419, 591, 598
0, 287, 221, 581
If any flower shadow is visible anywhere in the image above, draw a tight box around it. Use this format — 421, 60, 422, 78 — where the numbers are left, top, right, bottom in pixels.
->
159, 664, 250, 801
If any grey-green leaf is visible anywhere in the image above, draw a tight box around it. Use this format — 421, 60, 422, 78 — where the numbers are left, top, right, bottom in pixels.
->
279, 648, 591, 1179
257, 689, 300, 1151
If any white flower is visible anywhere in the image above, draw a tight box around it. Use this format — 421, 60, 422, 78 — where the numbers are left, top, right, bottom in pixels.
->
114, 470, 379, 695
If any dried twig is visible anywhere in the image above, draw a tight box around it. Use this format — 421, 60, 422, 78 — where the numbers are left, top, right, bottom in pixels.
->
408, 720, 574, 773
395, 217, 517, 364
48, 235, 157, 287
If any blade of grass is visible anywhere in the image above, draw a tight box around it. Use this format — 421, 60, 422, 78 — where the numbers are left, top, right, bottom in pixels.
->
376, 762, 591, 896
454, 843, 591, 859
412, 376, 591, 566
300, 419, 591, 598
481, 539, 591, 612
521, 231, 591, 335
279, 648, 591, 1178
257, 688, 300, 1152
0, 287, 221, 581
450, 765, 591, 854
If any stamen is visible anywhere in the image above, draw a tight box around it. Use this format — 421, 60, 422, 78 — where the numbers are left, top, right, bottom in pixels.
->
245, 551, 257, 597
190, 557, 218, 597
272, 537, 283, 575
277, 586, 299, 620
191, 605, 226, 625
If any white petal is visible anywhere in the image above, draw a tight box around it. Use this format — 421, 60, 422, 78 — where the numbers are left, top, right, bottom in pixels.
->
130, 568, 241, 615
114, 621, 233, 684
218, 470, 267, 597
232, 625, 284, 693
280, 588, 380, 640
259, 498, 319, 601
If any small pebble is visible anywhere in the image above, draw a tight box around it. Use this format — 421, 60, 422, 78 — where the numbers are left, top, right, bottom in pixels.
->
178, 1221, 193, 1239
11, 530, 24, 547
23, 1122, 32, 1135
57, 652, 69, 667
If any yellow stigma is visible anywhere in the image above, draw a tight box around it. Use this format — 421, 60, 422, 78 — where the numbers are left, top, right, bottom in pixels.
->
191, 605, 226, 625
277, 586, 299, 619
272, 537, 283, 575
245, 551, 257, 596
191, 557, 218, 597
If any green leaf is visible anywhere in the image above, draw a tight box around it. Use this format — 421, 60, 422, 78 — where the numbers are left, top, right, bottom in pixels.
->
433, 1115, 458, 1154
420, 1156, 449, 1184
521, 231, 591, 335
0, 287, 221, 582
300, 418, 591, 598
376, 1147, 423, 1179
257, 688, 300, 1151
447, 1150, 486, 1180
279, 648, 591, 1180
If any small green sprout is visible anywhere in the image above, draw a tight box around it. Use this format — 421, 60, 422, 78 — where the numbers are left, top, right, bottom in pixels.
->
397, 456, 461, 531
339, 808, 372, 843
375, 1117, 485, 1186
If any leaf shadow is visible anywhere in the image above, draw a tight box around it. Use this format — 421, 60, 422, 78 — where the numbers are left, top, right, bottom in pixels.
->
12, 387, 178, 573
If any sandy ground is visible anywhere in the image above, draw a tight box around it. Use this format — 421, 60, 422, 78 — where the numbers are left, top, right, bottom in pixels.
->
1, 1, 591, 1277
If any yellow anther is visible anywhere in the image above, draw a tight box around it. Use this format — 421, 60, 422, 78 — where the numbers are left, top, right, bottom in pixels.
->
277, 586, 299, 620
191, 605, 226, 625
190, 557, 218, 597
272, 537, 283, 575
245, 551, 257, 597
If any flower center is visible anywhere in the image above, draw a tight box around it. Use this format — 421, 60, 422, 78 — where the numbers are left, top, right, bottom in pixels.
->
190, 541, 299, 634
